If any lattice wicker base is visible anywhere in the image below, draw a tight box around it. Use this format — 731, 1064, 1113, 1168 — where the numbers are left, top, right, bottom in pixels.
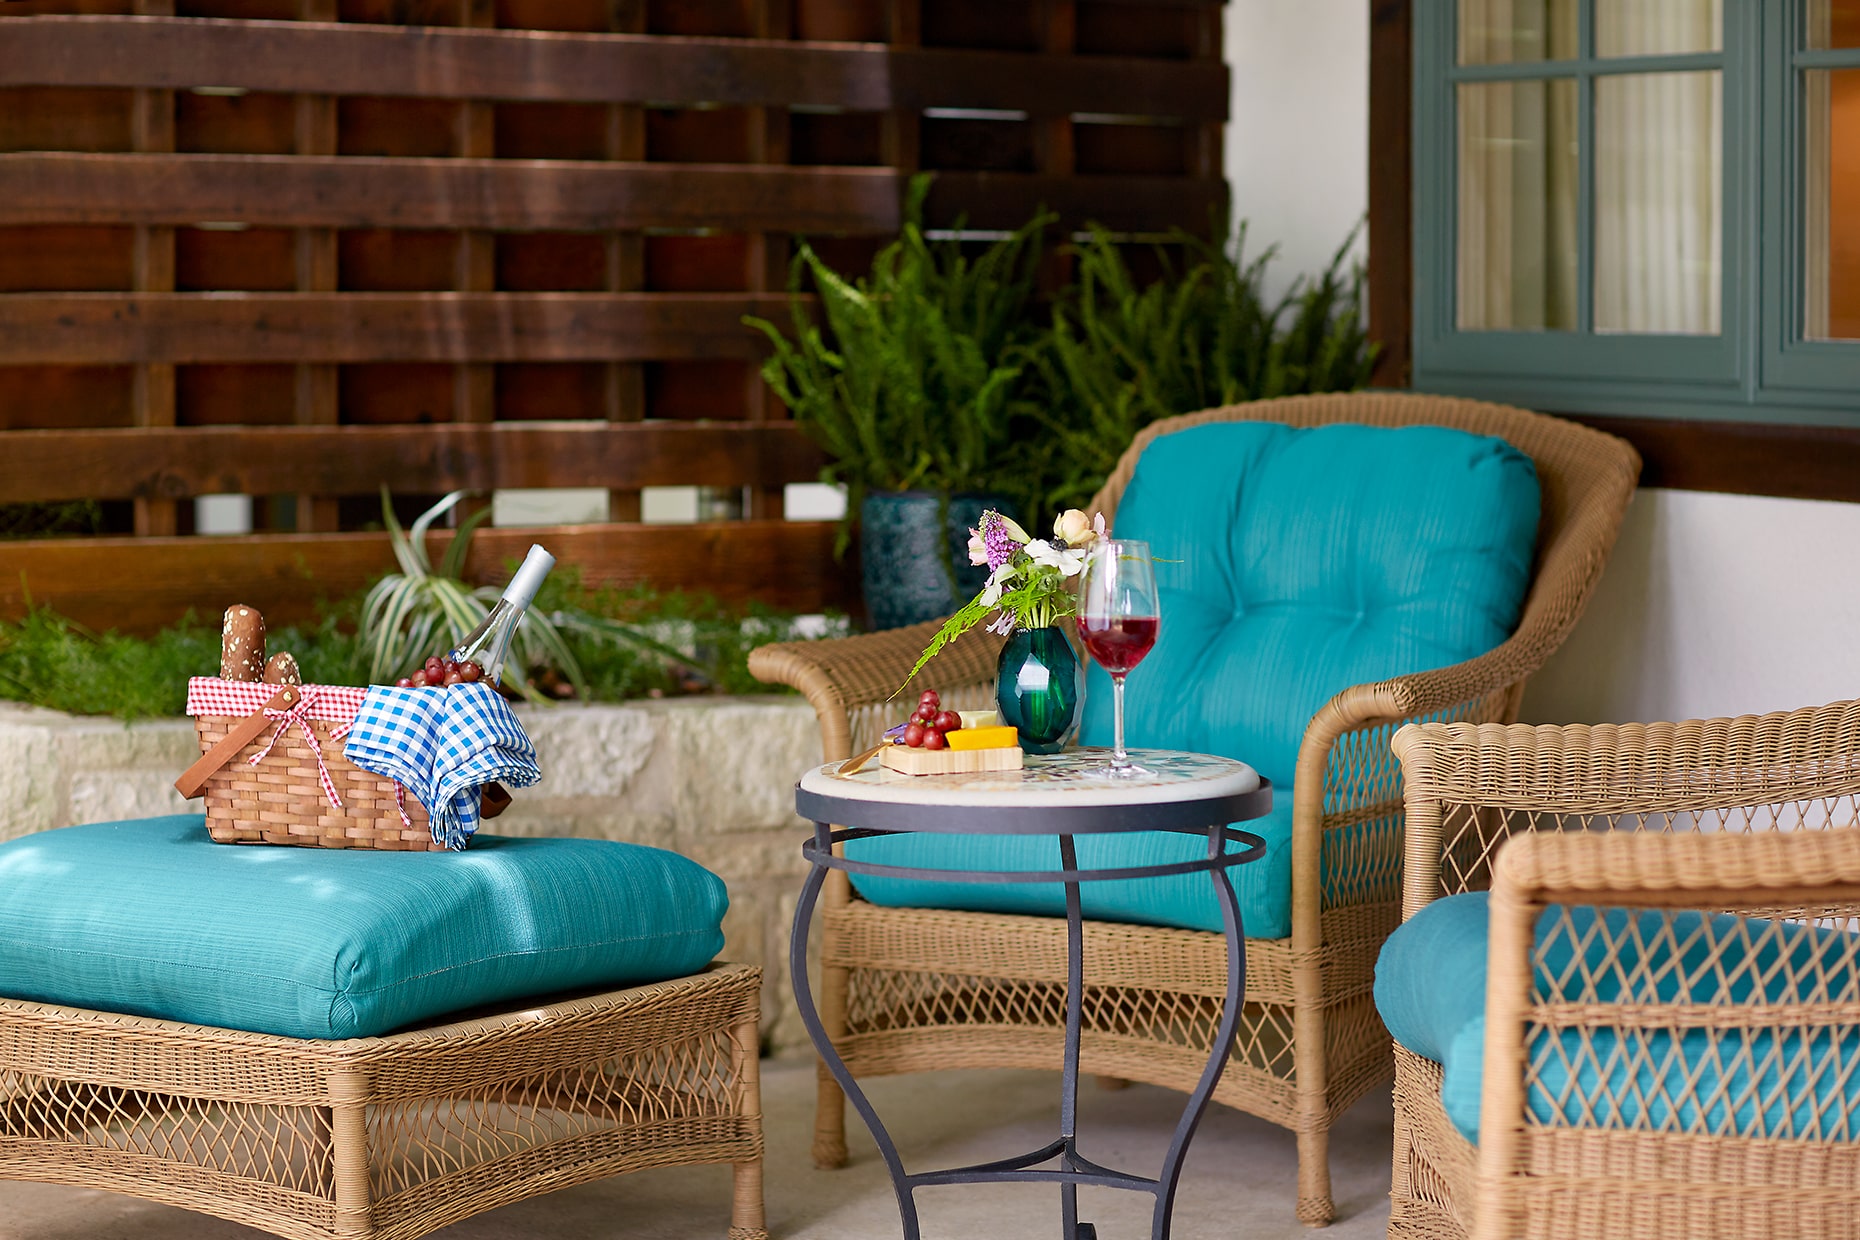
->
0, 964, 766, 1240
823, 899, 1394, 1138
1391, 1045, 1860, 1240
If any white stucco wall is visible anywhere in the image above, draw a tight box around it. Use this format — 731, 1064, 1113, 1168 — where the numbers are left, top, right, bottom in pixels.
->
1225, 0, 1370, 304
1228, 6, 1860, 726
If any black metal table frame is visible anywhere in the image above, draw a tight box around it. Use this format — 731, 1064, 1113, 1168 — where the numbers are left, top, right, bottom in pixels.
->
791, 777, 1272, 1240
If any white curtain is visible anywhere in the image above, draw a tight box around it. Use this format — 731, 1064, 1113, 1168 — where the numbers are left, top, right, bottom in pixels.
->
1458, 0, 1721, 335
1457, 2, 1579, 330
1805, 0, 1832, 338
1593, 0, 1723, 335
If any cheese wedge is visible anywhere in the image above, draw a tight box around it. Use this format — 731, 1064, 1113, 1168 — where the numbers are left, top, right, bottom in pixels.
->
957, 709, 999, 729
945, 725, 1019, 751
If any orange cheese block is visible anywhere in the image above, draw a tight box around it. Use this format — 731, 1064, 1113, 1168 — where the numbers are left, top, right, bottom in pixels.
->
945, 725, 1019, 751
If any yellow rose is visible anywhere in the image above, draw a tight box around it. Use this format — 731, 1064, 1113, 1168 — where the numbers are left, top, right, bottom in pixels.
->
1053, 509, 1103, 548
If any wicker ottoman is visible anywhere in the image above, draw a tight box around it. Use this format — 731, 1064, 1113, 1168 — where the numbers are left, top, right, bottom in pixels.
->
0, 964, 766, 1240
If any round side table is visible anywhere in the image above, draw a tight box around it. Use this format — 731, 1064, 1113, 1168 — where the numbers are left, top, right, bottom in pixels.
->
790, 748, 1272, 1240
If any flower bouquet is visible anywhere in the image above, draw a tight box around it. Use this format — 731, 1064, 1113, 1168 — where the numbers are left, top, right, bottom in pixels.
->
898, 507, 1107, 752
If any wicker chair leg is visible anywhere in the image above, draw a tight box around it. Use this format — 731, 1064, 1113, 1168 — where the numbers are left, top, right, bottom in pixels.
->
328, 1068, 374, 1240
1295, 1126, 1334, 1227
810, 935, 852, 1168
812, 1060, 850, 1169
728, 1159, 768, 1240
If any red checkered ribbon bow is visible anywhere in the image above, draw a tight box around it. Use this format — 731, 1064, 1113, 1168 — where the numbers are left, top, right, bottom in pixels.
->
248, 689, 351, 810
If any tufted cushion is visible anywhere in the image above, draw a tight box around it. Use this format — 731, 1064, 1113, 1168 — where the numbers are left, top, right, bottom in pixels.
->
0, 814, 728, 1040
849, 421, 1542, 939
1377, 892, 1860, 1144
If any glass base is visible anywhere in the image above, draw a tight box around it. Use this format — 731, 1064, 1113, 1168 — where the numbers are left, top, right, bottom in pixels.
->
1078, 758, 1153, 779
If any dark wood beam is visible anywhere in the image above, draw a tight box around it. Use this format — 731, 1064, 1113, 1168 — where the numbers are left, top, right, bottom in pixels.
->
1561, 414, 1860, 505
1367, 0, 1412, 388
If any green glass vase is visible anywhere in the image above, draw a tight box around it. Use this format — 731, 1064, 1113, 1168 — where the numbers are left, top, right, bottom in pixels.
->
994, 625, 1084, 755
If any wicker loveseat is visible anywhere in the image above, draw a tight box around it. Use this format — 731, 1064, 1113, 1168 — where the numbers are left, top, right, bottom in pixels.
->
1383, 700, 1860, 1240
749, 391, 1640, 1224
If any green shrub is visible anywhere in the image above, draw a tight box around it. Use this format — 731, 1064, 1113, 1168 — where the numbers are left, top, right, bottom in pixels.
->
0, 582, 834, 721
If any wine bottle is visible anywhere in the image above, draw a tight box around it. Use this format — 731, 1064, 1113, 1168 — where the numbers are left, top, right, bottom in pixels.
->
447, 544, 555, 686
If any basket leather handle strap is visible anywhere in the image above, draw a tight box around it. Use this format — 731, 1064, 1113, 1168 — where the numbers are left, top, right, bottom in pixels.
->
174, 686, 300, 800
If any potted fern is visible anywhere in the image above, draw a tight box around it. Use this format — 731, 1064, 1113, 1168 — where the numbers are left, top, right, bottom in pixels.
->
1012, 219, 1378, 516
746, 176, 1049, 630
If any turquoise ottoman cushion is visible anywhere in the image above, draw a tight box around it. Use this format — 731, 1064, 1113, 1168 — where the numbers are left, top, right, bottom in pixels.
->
1376, 891, 1860, 1144
849, 421, 1541, 939
0, 813, 729, 1040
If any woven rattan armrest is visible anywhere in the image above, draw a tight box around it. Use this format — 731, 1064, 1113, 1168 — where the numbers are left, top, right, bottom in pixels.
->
748, 620, 1005, 758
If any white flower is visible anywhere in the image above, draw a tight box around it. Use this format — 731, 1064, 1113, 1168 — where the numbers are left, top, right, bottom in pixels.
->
978, 562, 1016, 607
986, 610, 1016, 636
1053, 509, 1104, 549
1026, 538, 1087, 577
966, 526, 989, 567
998, 514, 1032, 544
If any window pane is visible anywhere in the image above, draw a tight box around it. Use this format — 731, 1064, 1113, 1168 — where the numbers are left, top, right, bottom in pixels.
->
1459, 0, 1577, 64
1802, 69, 1860, 338
1804, 0, 1860, 50
1594, 0, 1721, 58
1457, 80, 1579, 331
1594, 71, 1722, 334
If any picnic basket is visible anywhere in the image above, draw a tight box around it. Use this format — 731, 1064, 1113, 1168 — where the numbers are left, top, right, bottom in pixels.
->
180, 677, 438, 851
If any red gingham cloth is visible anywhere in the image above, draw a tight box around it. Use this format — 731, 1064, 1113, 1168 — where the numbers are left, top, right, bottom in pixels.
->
186, 678, 367, 723
187, 678, 373, 810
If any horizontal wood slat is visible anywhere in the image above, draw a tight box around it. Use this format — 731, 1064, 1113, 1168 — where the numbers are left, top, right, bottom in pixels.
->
0, 293, 791, 364
0, 154, 1225, 235
0, 16, 1229, 120
0, 423, 827, 501
0, 155, 900, 233
0, 521, 856, 634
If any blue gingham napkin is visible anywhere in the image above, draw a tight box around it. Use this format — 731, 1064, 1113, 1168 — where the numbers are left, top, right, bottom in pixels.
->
342, 683, 541, 850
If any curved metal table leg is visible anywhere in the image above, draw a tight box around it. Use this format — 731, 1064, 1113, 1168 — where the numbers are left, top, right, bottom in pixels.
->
790, 821, 924, 1240
1147, 820, 1247, 1240
790, 818, 1250, 1240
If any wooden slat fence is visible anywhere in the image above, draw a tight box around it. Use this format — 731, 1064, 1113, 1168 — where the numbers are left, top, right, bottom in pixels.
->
0, 0, 1227, 634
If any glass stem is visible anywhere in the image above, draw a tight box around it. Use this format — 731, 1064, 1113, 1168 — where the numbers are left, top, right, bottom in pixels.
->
1111, 673, 1128, 769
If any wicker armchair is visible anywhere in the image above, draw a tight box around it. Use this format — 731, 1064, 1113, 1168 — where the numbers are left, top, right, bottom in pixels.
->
750, 391, 1640, 1225
1388, 701, 1860, 1240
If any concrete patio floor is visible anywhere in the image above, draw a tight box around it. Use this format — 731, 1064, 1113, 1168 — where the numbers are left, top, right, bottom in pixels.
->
0, 1057, 1394, 1240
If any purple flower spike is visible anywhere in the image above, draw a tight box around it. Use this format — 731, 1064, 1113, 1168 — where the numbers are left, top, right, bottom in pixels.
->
982, 511, 1019, 572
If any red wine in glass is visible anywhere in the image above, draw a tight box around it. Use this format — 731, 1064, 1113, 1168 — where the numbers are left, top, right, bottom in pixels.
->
1075, 538, 1159, 776
1077, 615, 1159, 675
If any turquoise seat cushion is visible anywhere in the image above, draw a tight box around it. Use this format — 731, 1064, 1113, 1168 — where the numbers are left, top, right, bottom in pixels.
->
848, 421, 1541, 940
1375, 891, 1860, 1144
0, 814, 728, 1040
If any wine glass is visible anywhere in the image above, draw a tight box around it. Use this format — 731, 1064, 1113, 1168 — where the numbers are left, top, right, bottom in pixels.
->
1075, 539, 1160, 777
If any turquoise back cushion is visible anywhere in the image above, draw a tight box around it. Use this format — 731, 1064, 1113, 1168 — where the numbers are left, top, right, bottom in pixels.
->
848, 421, 1542, 940
1377, 892, 1860, 1144
0, 814, 728, 1040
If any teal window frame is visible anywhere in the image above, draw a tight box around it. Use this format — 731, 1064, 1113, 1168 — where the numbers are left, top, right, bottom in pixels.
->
1414, 1, 1860, 429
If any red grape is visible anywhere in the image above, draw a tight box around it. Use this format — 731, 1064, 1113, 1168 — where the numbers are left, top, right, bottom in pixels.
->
409, 670, 428, 687
458, 661, 483, 683
921, 729, 946, 750
932, 710, 960, 732
902, 722, 926, 748
443, 670, 463, 686
919, 689, 940, 709
395, 677, 414, 688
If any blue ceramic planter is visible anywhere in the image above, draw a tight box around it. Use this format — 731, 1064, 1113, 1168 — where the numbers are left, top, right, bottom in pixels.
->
995, 625, 1084, 754
860, 492, 1009, 631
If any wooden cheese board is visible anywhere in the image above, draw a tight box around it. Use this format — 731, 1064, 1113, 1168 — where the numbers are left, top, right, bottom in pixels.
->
879, 743, 1024, 776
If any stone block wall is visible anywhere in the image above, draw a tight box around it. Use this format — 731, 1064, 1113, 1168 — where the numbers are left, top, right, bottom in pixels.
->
0, 696, 823, 1052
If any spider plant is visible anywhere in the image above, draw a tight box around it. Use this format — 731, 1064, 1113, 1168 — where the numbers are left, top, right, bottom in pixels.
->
357, 490, 586, 698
